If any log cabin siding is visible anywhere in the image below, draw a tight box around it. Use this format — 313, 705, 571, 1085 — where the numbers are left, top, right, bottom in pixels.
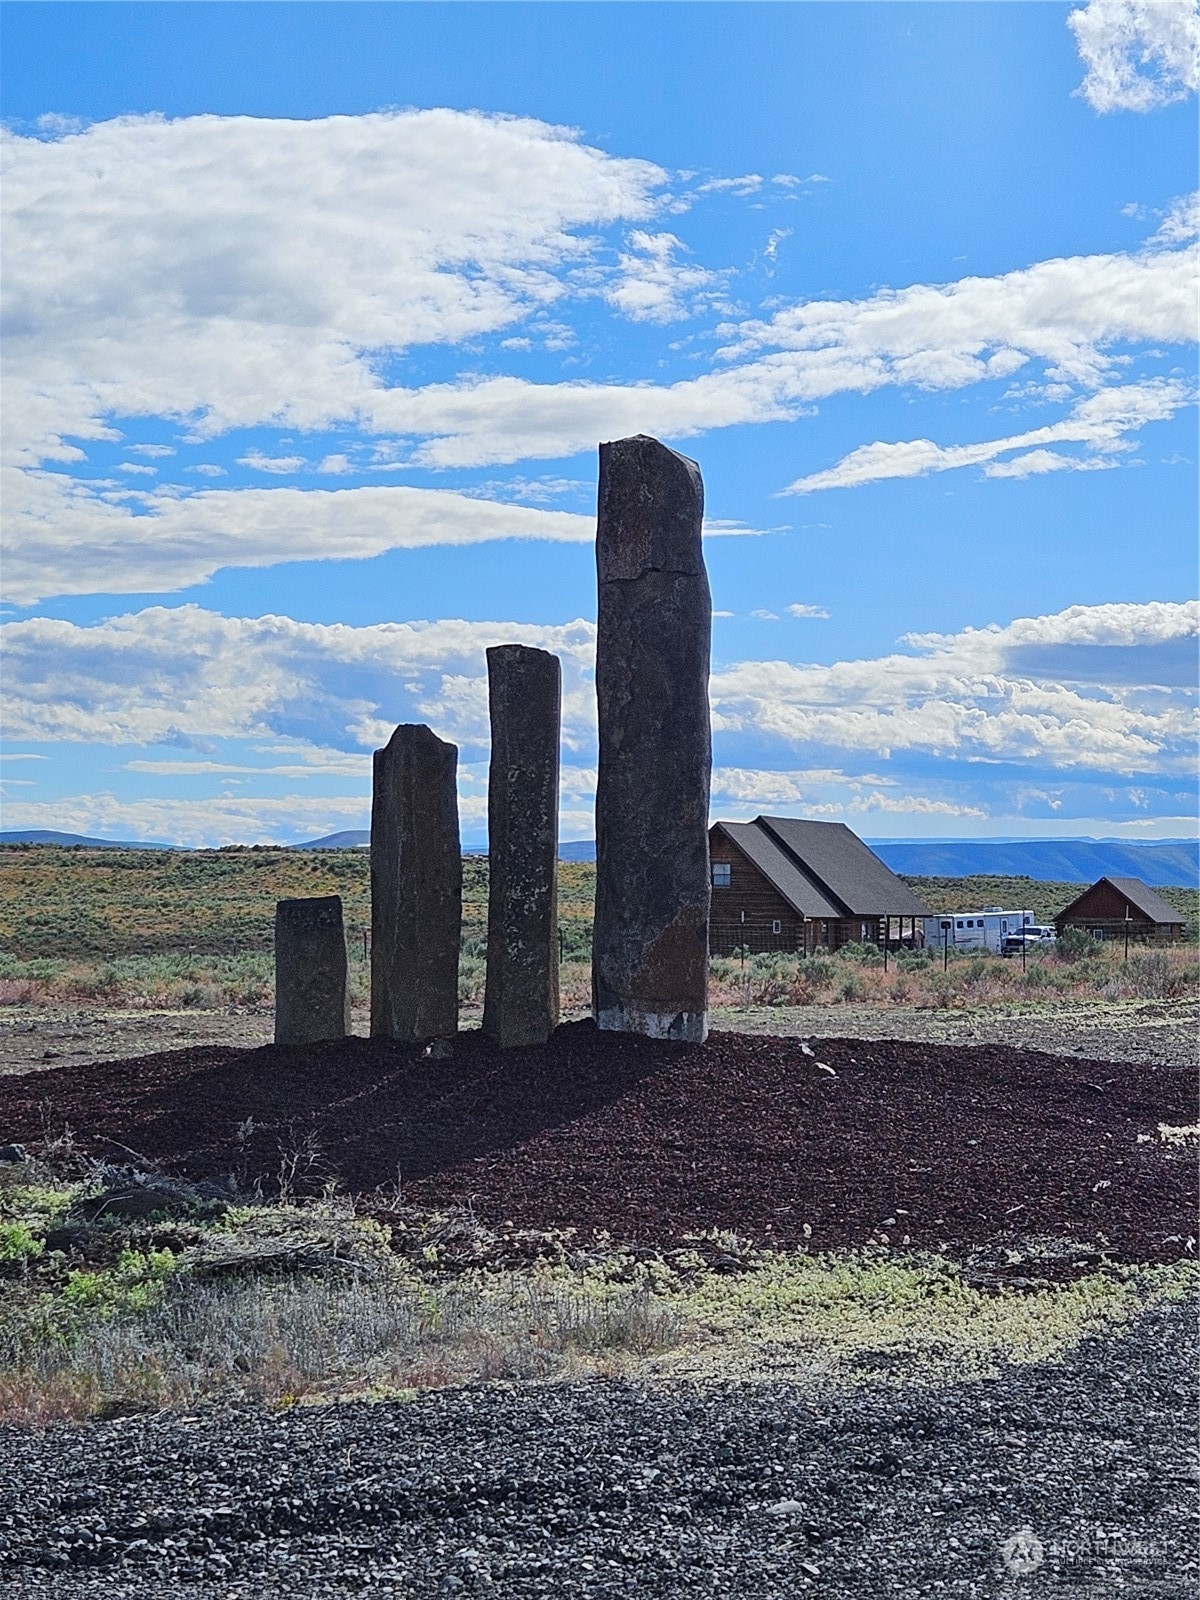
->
709, 841, 802, 954
1054, 878, 1184, 943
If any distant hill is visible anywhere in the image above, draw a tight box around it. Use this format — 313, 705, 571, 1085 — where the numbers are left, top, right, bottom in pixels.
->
292, 830, 370, 849
293, 831, 600, 860
0, 829, 173, 850
559, 840, 597, 862
7, 830, 1194, 886
867, 838, 1197, 888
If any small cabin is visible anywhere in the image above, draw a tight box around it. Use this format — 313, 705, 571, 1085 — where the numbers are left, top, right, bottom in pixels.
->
1054, 877, 1185, 944
708, 816, 932, 955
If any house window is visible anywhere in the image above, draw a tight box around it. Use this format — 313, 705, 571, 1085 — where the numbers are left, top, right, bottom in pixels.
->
772, 919, 781, 934
711, 862, 731, 888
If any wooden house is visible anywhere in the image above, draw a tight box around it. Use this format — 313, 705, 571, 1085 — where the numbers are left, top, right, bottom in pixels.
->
1053, 876, 1184, 944
708, 816, 933, 955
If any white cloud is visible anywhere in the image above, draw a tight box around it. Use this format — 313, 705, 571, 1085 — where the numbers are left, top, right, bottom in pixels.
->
5, 108, 1191, 502
1152, 188, 1200, 243
983, 448, 1116, 479
4, 602, 1193, 796
0, 791, 373, 850
783, 378, 1191, 492
116, 461, 157, 476
237, 450, 307, 474
696, 174, 763, 195
3, 477, 597, 604
4, 471, 792, 605
129, 443, 176, 458
711, 600, 1198, 775
185, 463, 226, 477
316, 454, 352, 475
719, 241, 1195, 383
0, 606, 599, 753
751, 608, 780, 621
786, 603, 831, 619
1069, 0, 1199, 111
2, 109, 669, 473
603, 230, 723, 323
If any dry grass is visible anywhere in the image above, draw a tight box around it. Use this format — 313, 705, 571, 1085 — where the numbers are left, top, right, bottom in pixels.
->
708, 942, 1199, 1012
1, 1154, 1193, 1424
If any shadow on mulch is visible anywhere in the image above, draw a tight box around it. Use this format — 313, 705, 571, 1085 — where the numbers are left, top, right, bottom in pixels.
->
0, 1019, 1194, 1263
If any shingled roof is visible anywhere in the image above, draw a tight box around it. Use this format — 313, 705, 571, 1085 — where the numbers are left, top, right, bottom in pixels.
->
713, 816, 932, 919
715, 820, 843, 919
1060, 876, 1184, 927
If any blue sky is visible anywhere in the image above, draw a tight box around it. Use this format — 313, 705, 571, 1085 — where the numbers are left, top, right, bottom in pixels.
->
1, 1, 1196, 847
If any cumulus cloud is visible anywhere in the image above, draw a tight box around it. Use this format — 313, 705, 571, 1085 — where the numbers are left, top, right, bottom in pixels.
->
4, 107, 1192, 506
1, 109, 669, 472
786, 603, 831, 619
1069, 0, 1199, 111
0, 606, 599, 753
783, 378, 1192, 493
4, 602, 1193, 793
711, 600, 1198, 775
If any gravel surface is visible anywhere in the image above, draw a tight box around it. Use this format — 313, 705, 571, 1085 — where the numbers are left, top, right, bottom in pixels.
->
717, 997, 1200, 1073
2, 994, 1195, 1078
1, 1293, 1194, 1599
0, 1022, 1192, 1264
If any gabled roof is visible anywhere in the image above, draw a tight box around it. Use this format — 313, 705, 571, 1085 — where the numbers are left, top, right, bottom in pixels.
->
711, 816, 933, 919
758, 817, 933, 918
1060, 876, 1184, 926
714, 820, 842, 919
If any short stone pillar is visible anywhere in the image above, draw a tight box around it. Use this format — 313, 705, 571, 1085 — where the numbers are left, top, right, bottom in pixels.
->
274, 895, 351, 1045
592, 434, 712, 1043
483, 644, 561, 1048
370, 724, 461, 1045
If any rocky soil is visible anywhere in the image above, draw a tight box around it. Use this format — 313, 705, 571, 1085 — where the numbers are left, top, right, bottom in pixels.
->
1, 1292, 1195, 1599
0, 1021, 1194, 1265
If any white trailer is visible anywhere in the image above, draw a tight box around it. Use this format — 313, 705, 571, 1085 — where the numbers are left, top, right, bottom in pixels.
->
924, 907, 1036, 955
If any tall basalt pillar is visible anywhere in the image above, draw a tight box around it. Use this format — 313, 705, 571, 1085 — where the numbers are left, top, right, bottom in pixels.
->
483, 644, 561, 1048
274, 895, 351, 1045
592, 434, 712, 1043
370, 724, 461, 1045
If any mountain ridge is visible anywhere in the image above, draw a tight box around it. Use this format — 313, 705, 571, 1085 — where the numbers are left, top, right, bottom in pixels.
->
2, 831, 1195, 886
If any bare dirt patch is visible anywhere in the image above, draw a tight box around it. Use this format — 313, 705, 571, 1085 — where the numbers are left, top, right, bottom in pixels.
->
0, 1020, 1192, 1267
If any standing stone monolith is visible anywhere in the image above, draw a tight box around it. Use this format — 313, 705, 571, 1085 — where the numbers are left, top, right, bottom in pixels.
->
592, 434, 712, 1043
483, 644, 561, 1048
370, 724, 461, 1045
274, 895, 351, 1045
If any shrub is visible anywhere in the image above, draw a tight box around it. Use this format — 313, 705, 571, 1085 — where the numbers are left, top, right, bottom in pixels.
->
835, 971, 864, 1003
1054, 925, 1096, 963
787, 958, 834, 1005
837, 941, 883, 967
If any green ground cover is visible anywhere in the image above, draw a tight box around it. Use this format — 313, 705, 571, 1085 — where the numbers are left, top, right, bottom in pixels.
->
3, 1155, 1190, 1423
2, 845, 1194, 962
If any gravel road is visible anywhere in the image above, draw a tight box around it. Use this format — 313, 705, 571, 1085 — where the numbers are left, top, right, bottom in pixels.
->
2, 1293, 1195, 1599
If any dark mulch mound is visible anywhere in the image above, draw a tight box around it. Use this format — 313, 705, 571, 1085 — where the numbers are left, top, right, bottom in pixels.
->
1, 1021, 1193, 1260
